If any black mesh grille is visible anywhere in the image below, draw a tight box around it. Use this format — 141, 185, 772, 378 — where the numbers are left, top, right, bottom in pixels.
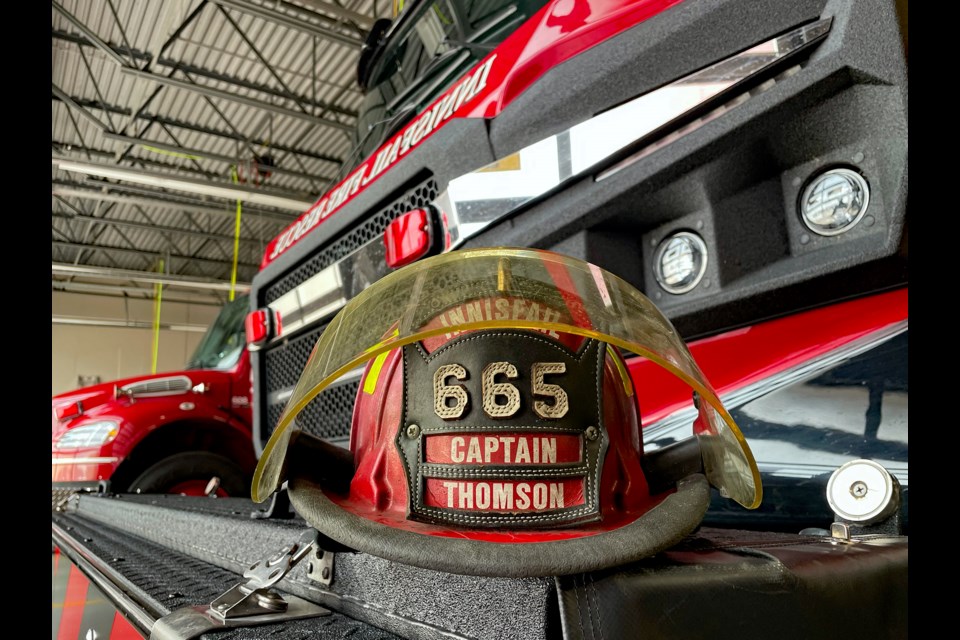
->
259, 178, 438, 446
263, 178, 439, 304
262, 325, 359, 443
265, 380, 359, 442
264, 326, 324, 394
300, 381, 359, 438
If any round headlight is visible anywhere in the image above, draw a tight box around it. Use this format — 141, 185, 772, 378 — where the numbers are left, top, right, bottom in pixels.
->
799, 167, 870, 236
654, 231, 708, 295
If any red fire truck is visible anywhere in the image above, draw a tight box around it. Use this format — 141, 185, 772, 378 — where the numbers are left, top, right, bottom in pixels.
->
52, 295, 257, 502
53, 0, 907, 638
243, 0, 908, 523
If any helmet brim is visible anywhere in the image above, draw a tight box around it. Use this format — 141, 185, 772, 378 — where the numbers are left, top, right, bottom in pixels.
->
288, 471, 710, 577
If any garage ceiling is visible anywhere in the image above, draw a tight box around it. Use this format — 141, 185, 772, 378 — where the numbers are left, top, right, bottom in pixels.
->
52, 0, 389, 307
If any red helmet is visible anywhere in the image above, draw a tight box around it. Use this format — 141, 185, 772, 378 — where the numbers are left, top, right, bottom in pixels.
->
254, 248, 761, 577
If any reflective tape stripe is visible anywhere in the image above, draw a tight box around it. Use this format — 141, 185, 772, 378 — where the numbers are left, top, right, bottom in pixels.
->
51, 457, 119, 465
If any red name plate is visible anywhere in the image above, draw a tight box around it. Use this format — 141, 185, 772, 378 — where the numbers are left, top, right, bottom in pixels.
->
425, 433, 582, 465
425, 478, 586, 511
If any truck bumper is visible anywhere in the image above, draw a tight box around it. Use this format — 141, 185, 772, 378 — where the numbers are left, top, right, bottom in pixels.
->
52, 454, 121, 483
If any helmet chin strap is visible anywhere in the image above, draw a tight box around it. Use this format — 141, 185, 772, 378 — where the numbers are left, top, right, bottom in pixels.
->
642, 437, 705, 496
286, 430, 355, 495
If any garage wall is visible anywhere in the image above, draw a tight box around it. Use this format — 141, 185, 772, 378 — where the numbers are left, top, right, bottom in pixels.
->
52, 292, 223, 396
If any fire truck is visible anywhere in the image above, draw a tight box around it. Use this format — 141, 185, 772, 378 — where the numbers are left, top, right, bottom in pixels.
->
53, 0, 908, 638
52, 295, 256, 503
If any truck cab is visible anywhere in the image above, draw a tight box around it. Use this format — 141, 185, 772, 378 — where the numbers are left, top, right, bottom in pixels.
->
52, 295, 257, 502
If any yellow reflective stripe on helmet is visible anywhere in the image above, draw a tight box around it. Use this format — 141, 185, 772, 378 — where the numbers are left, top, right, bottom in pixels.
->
363, 329, 399, 395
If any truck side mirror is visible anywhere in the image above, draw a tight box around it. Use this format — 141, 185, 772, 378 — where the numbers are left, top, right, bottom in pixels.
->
357, 18, 393, 91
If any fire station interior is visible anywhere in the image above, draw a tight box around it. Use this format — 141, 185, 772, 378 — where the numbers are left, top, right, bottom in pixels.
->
53, 0, 394, 391
52, 1, 908, 639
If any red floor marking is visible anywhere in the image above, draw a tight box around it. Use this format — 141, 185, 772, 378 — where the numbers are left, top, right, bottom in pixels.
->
57, 564, 90, 640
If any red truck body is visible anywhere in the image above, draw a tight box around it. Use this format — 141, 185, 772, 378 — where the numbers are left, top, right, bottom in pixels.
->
262, 0, 685, 269
245, 0, 908, 522
51, 0, 908, 635
52, 298, 256, 498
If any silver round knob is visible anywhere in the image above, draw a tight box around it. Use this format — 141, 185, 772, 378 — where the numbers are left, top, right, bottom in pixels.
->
826, 459, 897, 523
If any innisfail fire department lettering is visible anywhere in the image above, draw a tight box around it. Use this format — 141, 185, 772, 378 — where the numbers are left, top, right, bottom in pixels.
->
267, 55, 498, 262
436, 298, 563, 339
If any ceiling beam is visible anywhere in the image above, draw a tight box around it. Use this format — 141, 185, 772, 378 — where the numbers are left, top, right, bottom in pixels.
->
51, 183, 293, 225
55, 78, 336, 187
52, 93, 344, 164
52, 1, 131, 68
162, 59, 357, 119
119, 67, 354, 133
104, 0, 139, 68
53, 141, 220, 179
52, 280, 227, 306
52, 30, 358, 120
52, 156, 315, 211
216, 4, 313, 119
294, 0, 374, 28
54, 211, 264, 247
52, 84, 110, 131
53, 316, 211, 332
211, 0, 366, 45
51, 241, 260, 272
53, 11, 354, 135
101, 132, 334, 184
52, 263, 250, 293
77, 45, 120, 132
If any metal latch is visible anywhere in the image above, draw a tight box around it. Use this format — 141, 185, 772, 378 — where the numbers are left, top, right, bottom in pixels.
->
150, 530, 330, 640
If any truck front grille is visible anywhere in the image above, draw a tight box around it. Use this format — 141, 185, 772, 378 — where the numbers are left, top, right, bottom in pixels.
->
263, 178, 439, 304
265, 381, 359, 442
258, 177, 438, 446
263, 324, 359, 443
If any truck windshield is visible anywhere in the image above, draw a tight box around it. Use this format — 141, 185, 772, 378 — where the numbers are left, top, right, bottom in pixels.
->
186, 295, 248, 370
348, 0, 548, 169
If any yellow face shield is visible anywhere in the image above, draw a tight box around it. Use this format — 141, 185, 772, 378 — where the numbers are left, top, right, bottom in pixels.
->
253, 248, 761, 509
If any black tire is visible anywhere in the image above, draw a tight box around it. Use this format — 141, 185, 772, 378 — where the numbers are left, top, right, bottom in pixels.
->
127, 452, 246, 496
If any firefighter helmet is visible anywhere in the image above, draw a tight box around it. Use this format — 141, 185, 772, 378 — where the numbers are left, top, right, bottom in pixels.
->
253, 248, 761, 576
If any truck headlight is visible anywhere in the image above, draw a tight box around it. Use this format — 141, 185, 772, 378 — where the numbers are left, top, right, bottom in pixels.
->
654, 232, 708, 294
799, 167, 870, 236
55, 420, 120, 450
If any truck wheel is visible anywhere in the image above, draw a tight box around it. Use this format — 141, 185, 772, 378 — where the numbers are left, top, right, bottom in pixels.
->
128, 452, 246, 497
